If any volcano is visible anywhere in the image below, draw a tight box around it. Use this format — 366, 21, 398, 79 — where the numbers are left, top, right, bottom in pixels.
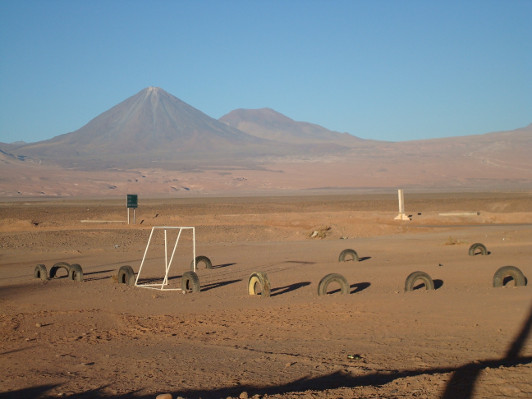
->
15, 87, 281, 169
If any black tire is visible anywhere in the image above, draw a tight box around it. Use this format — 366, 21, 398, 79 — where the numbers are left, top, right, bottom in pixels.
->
469, 243, 488, 256
404, 271, 434, 292
34, 264, 48, 281
49, 262, 70, 278
181, 271, 200, 293
117, 265, 135, 286
190, 255, 213, 270
338, 249, 359, 262
493, 266, 527, 287
317, 273, 349, 296
248, 272, 271, 298
68, 264, 84, 282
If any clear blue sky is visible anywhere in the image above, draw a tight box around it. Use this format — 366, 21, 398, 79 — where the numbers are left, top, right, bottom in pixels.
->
1, 0, 531, 144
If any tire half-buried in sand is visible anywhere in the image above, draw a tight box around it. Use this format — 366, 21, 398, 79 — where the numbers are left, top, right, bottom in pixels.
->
49, 262, 71, 278
190, 255, 213, 270
404, 271, 434, 292
469, 242, 488, 256
34, 264, 48, 281
317, 273, 349, 295
68, 264, 84, 282
181, 271, 200, 293
117, 265, 135, 286
248, 272, 271, 298
493, 265, 527, 287
338, 249, 359, 262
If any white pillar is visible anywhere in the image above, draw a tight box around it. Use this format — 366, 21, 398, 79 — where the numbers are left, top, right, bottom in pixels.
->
394, 189, 410, 220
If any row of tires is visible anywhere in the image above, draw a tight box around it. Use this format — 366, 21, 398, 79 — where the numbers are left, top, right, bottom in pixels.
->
337, 242, 489, 264
34, 262, 84, 282
248, 265, 528, 298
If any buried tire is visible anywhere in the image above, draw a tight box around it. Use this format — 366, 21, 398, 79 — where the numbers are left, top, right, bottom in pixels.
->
493, 266, 527, 287
190, 255, 212, 270
49, 262, 71, 278
317, 273, 349, 296
68, 264, 84, 282
248, 272, 271, 298
469, 242, 488, 256
117, 265, 136, 286
404, 271, 434, 292
338, 249, 359, 262
181, 271, 200, 293
34, 264, 48, 281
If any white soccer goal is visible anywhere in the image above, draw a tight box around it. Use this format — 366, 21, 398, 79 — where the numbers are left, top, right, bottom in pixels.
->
135, 226, 196, 291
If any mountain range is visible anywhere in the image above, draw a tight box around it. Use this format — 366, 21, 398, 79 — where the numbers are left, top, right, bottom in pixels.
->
1, 87, 531, 197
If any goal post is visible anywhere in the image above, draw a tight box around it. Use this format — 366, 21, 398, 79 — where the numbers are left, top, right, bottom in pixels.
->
135, 226, 196, 291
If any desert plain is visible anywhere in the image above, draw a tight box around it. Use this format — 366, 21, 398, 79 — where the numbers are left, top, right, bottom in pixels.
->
0, 191, 531, 399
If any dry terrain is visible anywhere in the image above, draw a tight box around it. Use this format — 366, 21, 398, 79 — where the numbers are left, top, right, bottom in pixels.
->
1, 192, 531, 399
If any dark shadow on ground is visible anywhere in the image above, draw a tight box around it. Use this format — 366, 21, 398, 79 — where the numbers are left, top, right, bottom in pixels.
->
136, 275, 182, 284
350, 282, 371, 294
84, 269, 114, 276
413, 279, 443, 291
270, 281, 311, 297
359, 256, 372, 262
0, 384, 60, 399
441, 299, 532, 399
16, 355, 532, 399
200, 279, 242, 292
283, 261, 316, 265
0, 346, 36, 356
212, 263, 236, 269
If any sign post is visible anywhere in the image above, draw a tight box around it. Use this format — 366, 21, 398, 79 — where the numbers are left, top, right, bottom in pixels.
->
127, 194, 138, 224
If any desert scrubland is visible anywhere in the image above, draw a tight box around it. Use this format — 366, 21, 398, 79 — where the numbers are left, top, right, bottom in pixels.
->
0, 192, 531, 399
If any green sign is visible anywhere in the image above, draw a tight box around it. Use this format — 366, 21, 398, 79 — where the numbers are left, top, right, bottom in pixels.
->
127, 194, 138, 209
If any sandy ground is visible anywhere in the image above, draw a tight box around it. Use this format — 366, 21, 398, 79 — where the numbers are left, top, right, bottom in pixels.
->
0, 192, 531, 399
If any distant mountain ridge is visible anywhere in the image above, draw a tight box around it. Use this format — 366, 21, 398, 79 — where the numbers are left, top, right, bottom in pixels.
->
220, 108, 363, 146
1, 87, 531, 197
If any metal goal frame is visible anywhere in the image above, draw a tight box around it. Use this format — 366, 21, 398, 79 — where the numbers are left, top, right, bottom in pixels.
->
135, 226, 196, 291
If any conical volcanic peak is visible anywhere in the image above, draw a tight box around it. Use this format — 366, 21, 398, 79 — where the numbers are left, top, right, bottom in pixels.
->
15, 87, 272, 168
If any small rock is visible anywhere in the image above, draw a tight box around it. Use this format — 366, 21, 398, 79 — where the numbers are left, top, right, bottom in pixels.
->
35, 323, 42, 328
156, 394, 172, 399
239, 392, 249, 399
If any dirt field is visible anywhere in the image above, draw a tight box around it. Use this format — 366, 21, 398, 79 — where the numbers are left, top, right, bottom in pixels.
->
1, 192, 531, 399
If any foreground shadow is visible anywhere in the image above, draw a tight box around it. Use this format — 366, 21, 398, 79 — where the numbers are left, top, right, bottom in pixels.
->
0, 384, 59, 399
6, 302, 531, 399
271, 282, 311, 297
441, 299, 532, 399
11, 354, 531, 399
